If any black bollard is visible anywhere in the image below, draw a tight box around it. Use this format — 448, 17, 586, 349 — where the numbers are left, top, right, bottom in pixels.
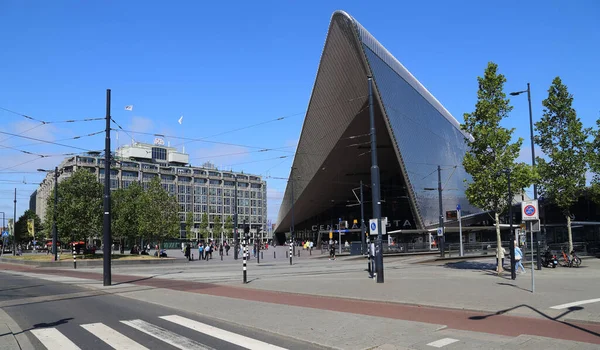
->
286, 250, 288, 258
261, 251, 263, 260
274, 251, 276, 259
191, 253, 194, 261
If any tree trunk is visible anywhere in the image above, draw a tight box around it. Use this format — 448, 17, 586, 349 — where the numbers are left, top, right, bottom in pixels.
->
566, 214, 573, 253
495, 212, 503, 274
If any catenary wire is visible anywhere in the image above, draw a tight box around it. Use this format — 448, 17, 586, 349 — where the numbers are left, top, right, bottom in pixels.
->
0, 131, 96, 152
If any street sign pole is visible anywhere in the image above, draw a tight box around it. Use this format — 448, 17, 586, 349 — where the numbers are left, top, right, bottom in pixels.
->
457, 204, 463, 257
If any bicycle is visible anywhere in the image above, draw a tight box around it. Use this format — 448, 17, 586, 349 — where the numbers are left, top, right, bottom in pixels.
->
560, 248, 582, 268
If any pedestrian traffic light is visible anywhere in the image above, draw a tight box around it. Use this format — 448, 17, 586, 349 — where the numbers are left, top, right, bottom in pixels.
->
329, 232, 333, 239
244, 226, 250, 234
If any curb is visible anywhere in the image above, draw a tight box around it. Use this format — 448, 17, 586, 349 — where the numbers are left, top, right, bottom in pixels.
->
0, 256, 180, 268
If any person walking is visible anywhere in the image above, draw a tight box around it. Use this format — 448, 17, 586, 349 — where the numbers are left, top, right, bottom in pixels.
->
185, 244, 191, 261
329, 240, 336, 260
514, 241, 526, 274
198, 243, 204, 261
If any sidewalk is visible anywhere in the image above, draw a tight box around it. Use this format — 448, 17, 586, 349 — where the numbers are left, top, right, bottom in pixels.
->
2, 252, 599, 348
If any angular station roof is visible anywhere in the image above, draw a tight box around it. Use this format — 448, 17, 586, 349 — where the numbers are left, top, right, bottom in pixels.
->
275, 11, 478, 233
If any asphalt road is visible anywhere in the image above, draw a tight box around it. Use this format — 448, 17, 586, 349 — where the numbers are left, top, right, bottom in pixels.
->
0, 272, 327, 350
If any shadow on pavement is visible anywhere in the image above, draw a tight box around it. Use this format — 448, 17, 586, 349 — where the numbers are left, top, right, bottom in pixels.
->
33, 317, 74, 329
469, 304, 600, 338
497, 282, 531, 292
444, 261, 497, 270
113, 270, 184, 286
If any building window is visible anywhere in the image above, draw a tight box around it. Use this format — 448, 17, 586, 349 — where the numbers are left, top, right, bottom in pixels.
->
152, 147, 167, 161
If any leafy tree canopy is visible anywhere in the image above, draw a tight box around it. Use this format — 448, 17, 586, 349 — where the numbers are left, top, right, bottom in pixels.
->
45, 168, 103, 243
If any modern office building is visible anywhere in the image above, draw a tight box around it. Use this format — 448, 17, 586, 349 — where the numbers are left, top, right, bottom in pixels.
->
274, 11, 482, 246
35, 141, 268, 239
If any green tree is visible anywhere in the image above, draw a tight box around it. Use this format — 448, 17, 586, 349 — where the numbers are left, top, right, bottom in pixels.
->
112, 182, 144, 250
461, 62, 534, 273
14, 210, 42, 244
588, 119, 600, 203
138, 177, 179, 248
198, 212, 209, 241
224, 215, 233, 242
45, 168, 103, 244
535, 77, 589, 253
185, 211, 195, 240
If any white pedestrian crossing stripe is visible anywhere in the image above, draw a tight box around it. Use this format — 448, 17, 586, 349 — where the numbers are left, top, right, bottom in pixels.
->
81, 322, 149, 350
29, 315, 288, 350
30, 328, 81, 350
121, 318, 216, 350
427, 337, 459, 348
161, 314, 288, 350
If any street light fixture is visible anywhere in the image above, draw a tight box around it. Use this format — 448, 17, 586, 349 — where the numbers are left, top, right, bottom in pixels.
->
38, 167, 59, 262
510, 83, 536, 200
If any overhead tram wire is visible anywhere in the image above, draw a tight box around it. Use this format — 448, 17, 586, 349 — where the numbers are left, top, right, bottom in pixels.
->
0, 106, 105, 124
110, 118, 137, 144
171, 94, 369, 148
0, 150, 102, 173
114, 128, 297, 153
0, 130, 104, 152
0, 131, 96, 153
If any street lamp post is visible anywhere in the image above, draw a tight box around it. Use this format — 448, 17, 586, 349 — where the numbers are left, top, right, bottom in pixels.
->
290, 167, 295, 266
510, 83, 536, 199
0, 211, 5, 255
38, 167, 59, 262
368, 76, 384, 283
511, 83, 542, 269
425, 165, 445, 258
234, 175, 239, 260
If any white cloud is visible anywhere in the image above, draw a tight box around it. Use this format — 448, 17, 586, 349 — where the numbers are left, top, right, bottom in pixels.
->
129, 116, 154, 134
7, 120, 61, 144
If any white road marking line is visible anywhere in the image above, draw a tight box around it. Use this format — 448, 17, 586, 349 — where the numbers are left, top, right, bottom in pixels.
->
81, 322, 149, 350
160, 315, 288, 350
30, 328, 81, 350
121, 319, 215, 350
549, 298, 600, 310
427, 337, 459, 348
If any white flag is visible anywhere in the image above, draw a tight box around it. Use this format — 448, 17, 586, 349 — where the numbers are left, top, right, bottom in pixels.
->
125, 105, 133, 111
178, 115, 183, 125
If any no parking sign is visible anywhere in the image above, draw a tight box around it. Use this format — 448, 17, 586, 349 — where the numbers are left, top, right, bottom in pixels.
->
521, 200, 539, 221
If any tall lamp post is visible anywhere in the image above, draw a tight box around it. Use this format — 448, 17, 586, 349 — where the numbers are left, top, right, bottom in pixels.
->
368, 76, 384, 283
38, 167, 59, 262
510, 83, 542, 269
425, 165, 445, 257
510, 83, 536, 199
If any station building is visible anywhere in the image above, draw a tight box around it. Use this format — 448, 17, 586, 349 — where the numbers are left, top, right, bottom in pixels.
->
274, 11, 600, 256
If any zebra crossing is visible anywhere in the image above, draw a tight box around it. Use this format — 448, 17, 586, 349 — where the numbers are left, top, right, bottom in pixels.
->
29, 314, 288, 350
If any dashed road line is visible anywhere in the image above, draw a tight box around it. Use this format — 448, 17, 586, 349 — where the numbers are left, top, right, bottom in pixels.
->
427, 337, 459, 348
550, 298, 600, 310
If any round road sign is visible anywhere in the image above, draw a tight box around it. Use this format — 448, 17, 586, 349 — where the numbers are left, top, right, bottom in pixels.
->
524, 205, 536, 217
370, 222, 376, 231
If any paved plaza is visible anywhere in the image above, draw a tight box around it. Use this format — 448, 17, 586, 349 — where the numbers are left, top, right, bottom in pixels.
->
1, 245, 599, 349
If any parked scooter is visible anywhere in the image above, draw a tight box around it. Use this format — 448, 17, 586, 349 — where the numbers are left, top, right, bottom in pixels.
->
542, 249, 558, 268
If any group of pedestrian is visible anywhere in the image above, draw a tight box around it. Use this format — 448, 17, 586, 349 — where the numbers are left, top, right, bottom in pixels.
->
183, 240, 231, 261
496, 240, 527, 275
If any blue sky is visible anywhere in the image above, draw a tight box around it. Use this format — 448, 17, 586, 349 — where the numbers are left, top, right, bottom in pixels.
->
1, 0, 599, 225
